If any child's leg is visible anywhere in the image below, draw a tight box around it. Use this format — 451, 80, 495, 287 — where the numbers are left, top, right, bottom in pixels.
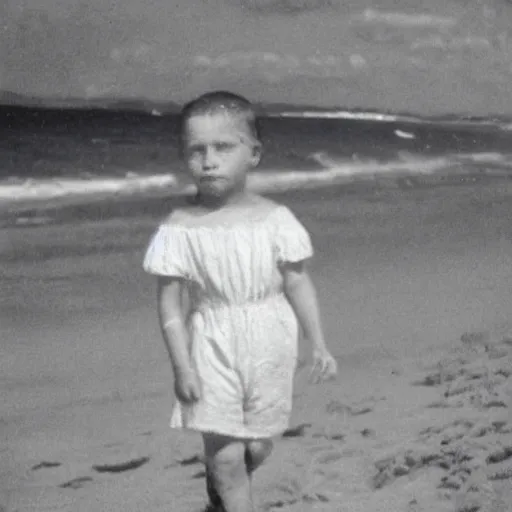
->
245, 438, 273, 474
203, 433, 253, 512
205, 467, 223, 510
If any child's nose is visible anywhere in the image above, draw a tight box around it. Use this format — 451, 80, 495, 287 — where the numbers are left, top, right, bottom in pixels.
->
202, 147, 218, 170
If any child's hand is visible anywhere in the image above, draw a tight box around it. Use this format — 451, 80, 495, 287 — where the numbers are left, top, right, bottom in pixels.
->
174, 368, 202, 404
310, 347, 338, 384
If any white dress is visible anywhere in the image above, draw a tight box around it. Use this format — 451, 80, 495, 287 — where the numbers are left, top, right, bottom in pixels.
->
143, 204, 313, 439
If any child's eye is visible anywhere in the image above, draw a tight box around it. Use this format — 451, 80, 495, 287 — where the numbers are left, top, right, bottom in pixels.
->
215, 142, 235, 151
186, 145, 205, 157
185, 142, 235, 156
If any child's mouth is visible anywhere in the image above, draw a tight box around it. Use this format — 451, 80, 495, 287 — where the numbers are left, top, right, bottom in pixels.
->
200, 176, 225, 182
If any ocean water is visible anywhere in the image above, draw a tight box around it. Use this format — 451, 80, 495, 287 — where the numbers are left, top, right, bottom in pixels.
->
2, 105, 512, 214
2, 105, 512, 181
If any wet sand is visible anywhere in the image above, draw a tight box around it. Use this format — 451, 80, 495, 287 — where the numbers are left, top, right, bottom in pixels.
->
2, 180, 512, 511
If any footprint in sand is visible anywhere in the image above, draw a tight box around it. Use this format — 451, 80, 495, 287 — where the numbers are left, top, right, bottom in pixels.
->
416, 335, 512, 412
486, 446, 512, 465
313, 451, 344, 465
312, 432, 346, 441
488, 464, 512, 481
59, 476, 94, 489
373, 443, 476, 491
92, 456, 150, 474
372, 334, 512, 510
282, 423, 312, 438
263, 486, 331, 511
283, 421, 346, 442
262, 494, 329, 511
30, 460, 93, 491
57, 457, 150, 492
164, 453, 205, 470
460, 331, 490, 350
283, 397, 379, 442
325, 399, 374, 416
413, 362, 464, 388
176, 454, 205, 466
31, 461, 62, 471
361, 428, 376, 438
486, 444, 512, 482
471, 420, 512, 438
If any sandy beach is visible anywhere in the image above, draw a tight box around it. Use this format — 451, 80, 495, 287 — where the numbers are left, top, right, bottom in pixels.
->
2, 179, 512, 511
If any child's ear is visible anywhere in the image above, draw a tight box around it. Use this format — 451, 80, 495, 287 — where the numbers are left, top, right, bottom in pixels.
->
251, 143, 262, 167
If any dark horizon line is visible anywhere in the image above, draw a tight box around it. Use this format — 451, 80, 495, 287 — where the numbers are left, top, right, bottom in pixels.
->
1, 90, 512, 125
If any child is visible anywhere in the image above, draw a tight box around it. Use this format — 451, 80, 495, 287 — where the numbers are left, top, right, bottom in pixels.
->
143, 91, 337, 512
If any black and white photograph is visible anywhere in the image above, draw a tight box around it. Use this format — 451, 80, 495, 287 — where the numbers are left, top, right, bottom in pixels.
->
2, 1, 512, 511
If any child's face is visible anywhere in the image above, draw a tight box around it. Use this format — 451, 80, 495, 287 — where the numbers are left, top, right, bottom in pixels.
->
183, 112, 261, 200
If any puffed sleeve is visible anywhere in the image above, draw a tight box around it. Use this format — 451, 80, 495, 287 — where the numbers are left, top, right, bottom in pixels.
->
275, 206, 314, 264
143, 224, 191, 278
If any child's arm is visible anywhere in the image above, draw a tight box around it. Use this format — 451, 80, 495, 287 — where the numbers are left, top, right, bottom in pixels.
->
282, 261, 337, 381
157, 276, 200, 402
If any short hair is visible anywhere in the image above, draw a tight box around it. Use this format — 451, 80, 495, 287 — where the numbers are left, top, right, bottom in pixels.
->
178, 91, 261, 153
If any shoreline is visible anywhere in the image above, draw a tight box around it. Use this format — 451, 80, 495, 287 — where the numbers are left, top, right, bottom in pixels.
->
2, 150, 512, 226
